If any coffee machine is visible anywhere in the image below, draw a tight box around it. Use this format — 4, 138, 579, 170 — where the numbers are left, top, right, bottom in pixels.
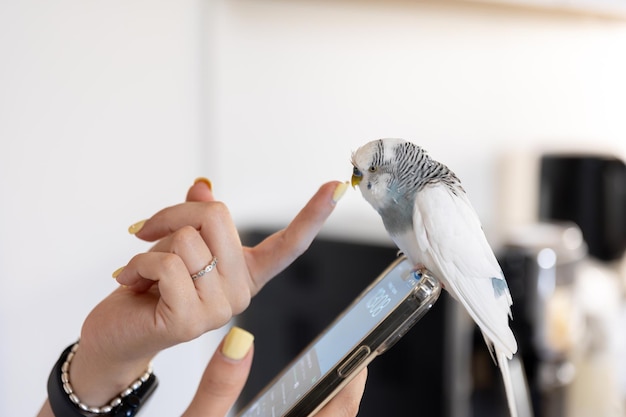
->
499, 153, 626, 417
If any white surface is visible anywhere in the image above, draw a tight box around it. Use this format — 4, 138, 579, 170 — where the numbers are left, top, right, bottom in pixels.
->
0, 1, 217, 416
1, 1, 626, 416
209, 0, 626, 239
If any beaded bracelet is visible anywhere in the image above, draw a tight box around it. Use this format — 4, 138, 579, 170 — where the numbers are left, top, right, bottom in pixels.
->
48, 342, 158, 417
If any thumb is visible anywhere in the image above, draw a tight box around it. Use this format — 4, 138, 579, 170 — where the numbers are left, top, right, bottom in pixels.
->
182, 327, 254, 417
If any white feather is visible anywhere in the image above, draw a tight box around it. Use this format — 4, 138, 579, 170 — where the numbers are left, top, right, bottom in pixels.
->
391, 184, 519, 417
498, 349, 519, 417
406, 185, 517, 356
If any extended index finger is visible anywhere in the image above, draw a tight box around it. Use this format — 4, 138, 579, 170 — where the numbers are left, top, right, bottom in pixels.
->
245, 181, 348, 294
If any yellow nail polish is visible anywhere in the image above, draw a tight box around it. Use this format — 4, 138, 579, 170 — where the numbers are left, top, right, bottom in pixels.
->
112, 266, 125, 279
222, 327, 254, 361
332, 181, 349, 203
194, 177, 213, 191
128, 219, 147, 235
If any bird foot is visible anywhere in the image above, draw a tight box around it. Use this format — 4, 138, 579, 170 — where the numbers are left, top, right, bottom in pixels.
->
413, 263, 427, 275
412, 263, 445, 289
408, 263, 428, 281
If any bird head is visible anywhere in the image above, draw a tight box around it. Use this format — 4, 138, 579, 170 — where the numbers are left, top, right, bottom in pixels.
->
351, 138, 409, 210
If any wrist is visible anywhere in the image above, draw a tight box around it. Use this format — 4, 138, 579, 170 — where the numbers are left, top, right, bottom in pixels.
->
47, 342, 158, 416
69, 339, 152, 406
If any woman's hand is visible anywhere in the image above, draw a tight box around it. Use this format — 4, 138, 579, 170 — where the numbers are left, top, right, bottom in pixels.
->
68, 179, 348, 406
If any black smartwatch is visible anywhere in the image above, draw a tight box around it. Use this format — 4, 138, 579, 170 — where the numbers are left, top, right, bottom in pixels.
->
48, 343, 158, 417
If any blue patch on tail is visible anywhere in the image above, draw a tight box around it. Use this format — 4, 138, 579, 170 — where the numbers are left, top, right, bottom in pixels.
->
491, 277, 508, 298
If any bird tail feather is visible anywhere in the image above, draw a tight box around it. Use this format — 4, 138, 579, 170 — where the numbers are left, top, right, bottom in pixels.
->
497, 348, 518, 417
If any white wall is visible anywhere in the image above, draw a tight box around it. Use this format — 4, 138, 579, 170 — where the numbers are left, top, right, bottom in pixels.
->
0, 1, 218, 416
2, 1, 626, 416
210, 0, 626, 242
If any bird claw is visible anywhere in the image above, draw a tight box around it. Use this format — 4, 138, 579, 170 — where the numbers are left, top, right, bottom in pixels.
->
412, 263, 445, 289
413, 263, 427, 275
410, 263, 428, 280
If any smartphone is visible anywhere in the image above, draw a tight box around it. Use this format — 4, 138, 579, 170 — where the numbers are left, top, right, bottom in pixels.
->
236, 256, 442, 417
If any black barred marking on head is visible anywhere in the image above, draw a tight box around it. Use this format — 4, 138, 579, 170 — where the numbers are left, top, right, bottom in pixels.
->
389, 140, 464, 196
373, 139, 385, 167
352, 139, 465, 235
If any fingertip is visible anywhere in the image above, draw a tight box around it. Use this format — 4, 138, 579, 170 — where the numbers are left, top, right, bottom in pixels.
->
112, 266, 125, 279
323, 367, 367, 417
316, 180, 350, 205
331, 181, 349, 204
128, 219, 147, 235
113, 266, 135, 287
221, 327, 255, 361
194, 177, 213, 191
112, 263, 153, 292
187, 177, 214, 202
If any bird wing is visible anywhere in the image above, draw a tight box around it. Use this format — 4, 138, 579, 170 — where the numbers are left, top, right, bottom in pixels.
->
411, 185, 517, 357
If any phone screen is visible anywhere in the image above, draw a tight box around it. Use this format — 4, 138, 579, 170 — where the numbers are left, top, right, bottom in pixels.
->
238, 258, 434, 417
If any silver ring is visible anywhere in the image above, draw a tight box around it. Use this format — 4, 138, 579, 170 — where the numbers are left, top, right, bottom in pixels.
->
191, 256, 218, 281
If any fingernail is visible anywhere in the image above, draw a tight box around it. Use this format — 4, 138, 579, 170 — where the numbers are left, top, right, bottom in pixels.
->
112, 266, 125, 279
194, 177, 213, 191
332, 181, 349, 203
222, 327, 254, 361
128, 219, 147, 235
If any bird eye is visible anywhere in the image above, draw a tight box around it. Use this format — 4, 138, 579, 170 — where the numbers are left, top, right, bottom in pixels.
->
368, 166, 377, 173
353, 167, 362, 177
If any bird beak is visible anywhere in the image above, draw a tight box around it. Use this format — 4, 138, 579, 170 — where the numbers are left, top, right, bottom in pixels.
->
351, 172, 362, 188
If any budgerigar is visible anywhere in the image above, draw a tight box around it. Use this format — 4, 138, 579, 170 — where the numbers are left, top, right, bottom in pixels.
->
351, 138, 519, 417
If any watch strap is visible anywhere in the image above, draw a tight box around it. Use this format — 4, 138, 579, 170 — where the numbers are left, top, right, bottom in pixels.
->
47, 343, 158, 417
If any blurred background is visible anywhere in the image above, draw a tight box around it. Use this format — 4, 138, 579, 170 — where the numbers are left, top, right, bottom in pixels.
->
1, 0, 625, 416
